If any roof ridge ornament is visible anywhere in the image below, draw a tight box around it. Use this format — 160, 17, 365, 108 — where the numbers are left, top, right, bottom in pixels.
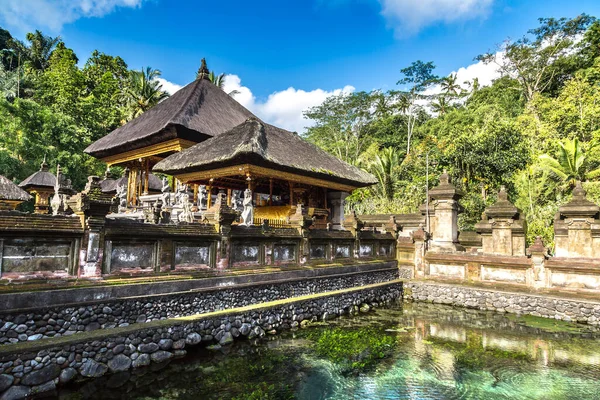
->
197, 58, 210, 80
40, 154, 49, 172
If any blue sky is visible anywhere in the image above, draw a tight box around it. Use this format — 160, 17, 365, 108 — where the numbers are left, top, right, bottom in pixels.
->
2, 0, 600, 132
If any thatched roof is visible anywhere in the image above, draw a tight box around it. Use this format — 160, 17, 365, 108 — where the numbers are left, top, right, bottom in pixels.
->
153, 118, 377, 188
84, 77, 256, 159
0, 175, 32, 202
19, 159, 56, 189
100, 173, 162, 194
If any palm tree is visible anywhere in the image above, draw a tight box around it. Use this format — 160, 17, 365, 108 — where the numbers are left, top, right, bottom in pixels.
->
124, 67, 169, 120
370, 147, 401, 201
431, 96, 449, 115
538, 137, 600, 187
372, 91, 392, 118
440, 73, 461, 97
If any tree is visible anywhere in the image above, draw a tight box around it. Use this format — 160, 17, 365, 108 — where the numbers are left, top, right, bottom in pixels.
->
538, 137, 600, 187
370, 147, 401, 201
441, 73, 461, 97
304, 92, 375, 164
396, 60, 439, 155
431, 96, 449, 115
477, 15, 595, 103
124, 67, 169, 120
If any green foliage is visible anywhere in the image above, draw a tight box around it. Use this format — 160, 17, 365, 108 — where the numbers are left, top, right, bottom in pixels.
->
306, 327, 397, 373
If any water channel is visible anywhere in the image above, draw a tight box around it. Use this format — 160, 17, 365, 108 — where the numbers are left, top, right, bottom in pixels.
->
58, 302, 600, 399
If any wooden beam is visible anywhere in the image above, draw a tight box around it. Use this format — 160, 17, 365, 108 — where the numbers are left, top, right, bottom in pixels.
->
101, 138, 197, 166
175, 164, 357, 192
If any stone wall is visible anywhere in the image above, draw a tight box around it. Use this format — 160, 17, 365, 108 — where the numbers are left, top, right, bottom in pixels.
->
0, 268, 398, 346
405, 281, 600, 325
0, 282, 402, 399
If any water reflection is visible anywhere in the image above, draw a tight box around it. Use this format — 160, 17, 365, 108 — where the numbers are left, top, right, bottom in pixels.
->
59, 302, 600, 399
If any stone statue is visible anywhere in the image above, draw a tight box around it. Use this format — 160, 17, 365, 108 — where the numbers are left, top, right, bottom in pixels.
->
116, 184, 127, 212
175, 182, 189, 205
197, 185, 207, 210
160, 177, 171, 208
51, 164, 67, 215
231, 190, 243, 211
240, 189, 254, 226
178, 192, 194, 223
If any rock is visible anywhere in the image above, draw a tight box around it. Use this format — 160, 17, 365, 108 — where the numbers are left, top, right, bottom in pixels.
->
113, 344, 125, 354
173, 350, 187, 358
59, 368, 77, 384
219, 332, 234, 346
138, 343, 159, 353
27, 334, 43, 341
79, 359, 108, 378
30, 380, 56, 396
150, 351, 172, 363
0, 385, 30, 400
0, 375, 14, 392
158, 339, 173, 350
206, 344, 222, 351
21, 364, 61, 386
185, 333, 201, 346
14, 325, 27, 334
132, 354, 150, 368
108, 354, 131, 373
102, 307, 113, 315
359, 304, 370, 313
300, 320, 310, 328
85, 322, 101, 332
172, 339, 186, 350
240, 323, 251, 336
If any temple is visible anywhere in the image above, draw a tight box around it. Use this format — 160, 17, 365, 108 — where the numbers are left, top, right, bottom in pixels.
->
84, 59, 376, 228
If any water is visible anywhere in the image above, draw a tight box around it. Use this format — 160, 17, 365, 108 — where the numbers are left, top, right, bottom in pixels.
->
59, 303, 600, 399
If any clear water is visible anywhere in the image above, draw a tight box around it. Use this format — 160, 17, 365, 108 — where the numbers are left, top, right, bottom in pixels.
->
59, 302, 600, 400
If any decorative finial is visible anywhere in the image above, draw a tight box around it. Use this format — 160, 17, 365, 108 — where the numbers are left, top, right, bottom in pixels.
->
498, 185, 508, 201
573, 181, 586, 198
197, 58, 210, 80
439, 169, 450, 185
40, 154, 49, 172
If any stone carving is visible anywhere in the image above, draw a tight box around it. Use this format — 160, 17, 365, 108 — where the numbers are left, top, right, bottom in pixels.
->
51, 164, 69, 215
231, 190, 243, 211
177, 192, 194, 223
197, 185, 207, 210
115, 184, 128, 212
160, 177, 171, 208
240, 189, 254, 226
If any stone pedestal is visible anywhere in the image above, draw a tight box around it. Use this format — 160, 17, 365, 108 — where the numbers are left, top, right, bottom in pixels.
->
428, 171, 464, 252
475, 186, 526, 256
554, 182, 600, 258
204, 192, 238, 269
527, 236, 548, 289
327, 191, 348, 230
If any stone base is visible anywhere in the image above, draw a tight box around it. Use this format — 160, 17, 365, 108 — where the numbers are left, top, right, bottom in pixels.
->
429, 241, 465, 253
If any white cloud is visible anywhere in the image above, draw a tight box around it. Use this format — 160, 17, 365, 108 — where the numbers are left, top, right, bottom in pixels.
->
378, 0, 495, 36
155, 78, 182, 95
223, 75, 355, 133
0, 0, 146, 32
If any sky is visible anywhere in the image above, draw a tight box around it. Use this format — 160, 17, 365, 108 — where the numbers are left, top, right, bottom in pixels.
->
1, 0, 600, 133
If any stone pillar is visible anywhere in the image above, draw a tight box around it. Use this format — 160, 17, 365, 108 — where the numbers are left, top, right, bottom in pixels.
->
327, 191, 349, 230
289, 203, 313, 265
204, 191, 237, 269
554, 182, 600, 258
67, 176, 115, 277
343, 211, 364, 259
474, 186, 526, 256
428, 170, 464, 252
527, 236, 548, 289
411, 225, 427, 279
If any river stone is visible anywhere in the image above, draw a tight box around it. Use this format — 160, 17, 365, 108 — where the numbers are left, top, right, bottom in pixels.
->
30, 380, 56, 396
359, 304, 370, 313
185, 333, 201, 345
21, 364, 60, 386
138, 343, 159, 353
79, 360, 108, 378
150, 351, 172, 363
0, 375, 13, 392
59, 368, 77, 384
0, 385, 30, 400
240, 323, 251, 336
14, 325, 27, 334
113, 344, 125, 355
132, 354, 150, 368
219, 332, 234, 346
108, 354, 131, 373
172, 339, 186, 350
158, 339, 173, 350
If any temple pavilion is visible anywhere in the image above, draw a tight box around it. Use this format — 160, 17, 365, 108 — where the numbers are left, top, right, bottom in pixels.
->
85, 60, 376, 228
